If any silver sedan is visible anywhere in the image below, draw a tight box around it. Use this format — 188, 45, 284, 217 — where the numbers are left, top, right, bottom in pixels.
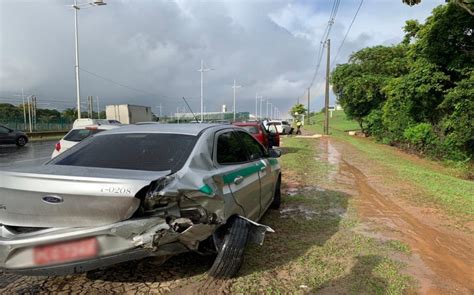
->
0, 124, 281, 278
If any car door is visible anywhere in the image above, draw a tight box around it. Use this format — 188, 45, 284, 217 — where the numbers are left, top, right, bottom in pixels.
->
0, 126, 13, 144
214, 130, 262, 221
236, 131, 275, 216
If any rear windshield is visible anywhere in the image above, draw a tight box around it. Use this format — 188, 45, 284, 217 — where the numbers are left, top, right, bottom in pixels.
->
240, 126, 259, 134
63, 129, 104, 142
282, 121, 289, 125
51, 133, 197, 172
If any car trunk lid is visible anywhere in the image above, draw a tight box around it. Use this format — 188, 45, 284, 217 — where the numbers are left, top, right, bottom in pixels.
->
0, 165, 170, 228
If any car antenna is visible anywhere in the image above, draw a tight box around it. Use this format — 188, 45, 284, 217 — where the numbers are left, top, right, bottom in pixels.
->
182, 97, 200, 123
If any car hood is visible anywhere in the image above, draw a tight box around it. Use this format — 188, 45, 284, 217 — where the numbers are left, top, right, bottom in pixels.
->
0, 165, 171, 228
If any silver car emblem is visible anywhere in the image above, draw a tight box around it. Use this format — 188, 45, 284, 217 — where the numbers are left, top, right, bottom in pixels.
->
42, 195, 63, 204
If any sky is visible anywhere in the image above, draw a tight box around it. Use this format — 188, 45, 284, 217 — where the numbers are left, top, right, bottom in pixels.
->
0, 0, 441, 118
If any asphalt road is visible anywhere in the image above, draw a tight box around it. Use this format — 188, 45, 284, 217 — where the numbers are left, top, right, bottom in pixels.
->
0, 140, 56, 169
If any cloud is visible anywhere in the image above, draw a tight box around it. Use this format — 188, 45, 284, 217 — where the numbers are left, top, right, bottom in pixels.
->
0, 0, 439, 116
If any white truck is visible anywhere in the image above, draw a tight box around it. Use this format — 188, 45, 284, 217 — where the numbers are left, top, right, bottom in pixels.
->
105, 104, 153, 124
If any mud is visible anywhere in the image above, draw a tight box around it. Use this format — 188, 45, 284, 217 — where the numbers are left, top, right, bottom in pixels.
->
318, 137, 474, 294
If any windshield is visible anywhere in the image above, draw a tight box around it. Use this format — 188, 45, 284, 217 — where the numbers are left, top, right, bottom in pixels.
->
63, 129, 104, 142
50, 133, 197, 172
239, 126, 259, 134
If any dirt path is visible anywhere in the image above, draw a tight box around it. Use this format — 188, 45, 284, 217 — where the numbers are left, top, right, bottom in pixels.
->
318, 137, 474, 294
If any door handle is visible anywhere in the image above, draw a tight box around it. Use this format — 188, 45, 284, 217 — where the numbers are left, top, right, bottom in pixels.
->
260, 165, 266, 172
234, 176, 244, 185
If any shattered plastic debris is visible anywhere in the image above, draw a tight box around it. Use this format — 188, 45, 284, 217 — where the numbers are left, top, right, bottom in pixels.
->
284, 188, 299, 196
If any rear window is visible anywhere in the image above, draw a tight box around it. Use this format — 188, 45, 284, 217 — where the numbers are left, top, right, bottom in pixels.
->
51, 133, 197, 172
63, 129, 103, 142
240, 126, 259, 134
282, 121, 289, 125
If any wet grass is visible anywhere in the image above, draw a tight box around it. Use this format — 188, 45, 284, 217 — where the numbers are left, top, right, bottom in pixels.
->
308, 111, 474, 223
231, 137, 414, 294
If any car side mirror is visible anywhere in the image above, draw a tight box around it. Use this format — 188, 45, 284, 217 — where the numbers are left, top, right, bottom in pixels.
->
268, 148, 281, 158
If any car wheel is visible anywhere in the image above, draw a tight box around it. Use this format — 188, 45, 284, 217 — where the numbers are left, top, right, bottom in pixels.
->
270, 175, 281, 209
208, 217, 249, 278
16, 136, 27, 147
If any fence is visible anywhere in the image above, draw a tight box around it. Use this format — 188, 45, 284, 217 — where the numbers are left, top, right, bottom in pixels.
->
1, 120, 73, 132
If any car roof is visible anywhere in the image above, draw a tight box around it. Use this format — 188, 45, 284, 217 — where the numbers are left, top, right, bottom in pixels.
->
97, 123, 224, 136
232, 121, 261, 126
71, 124, 119, 130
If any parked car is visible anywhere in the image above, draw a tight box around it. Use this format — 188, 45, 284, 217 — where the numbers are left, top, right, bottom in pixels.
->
51, 124, 120, 158
265, 123, 280, 147
0, 125, 28, 147
268, 120, 292, 134
0, 124, 281, 278
232, 121, 269, 148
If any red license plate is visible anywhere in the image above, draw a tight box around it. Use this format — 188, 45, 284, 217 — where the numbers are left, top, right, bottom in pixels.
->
34, 237, 98, 265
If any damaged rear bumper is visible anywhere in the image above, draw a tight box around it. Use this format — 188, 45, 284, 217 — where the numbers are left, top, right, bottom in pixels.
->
0, 216, 272, 276
0, 216, 206, 276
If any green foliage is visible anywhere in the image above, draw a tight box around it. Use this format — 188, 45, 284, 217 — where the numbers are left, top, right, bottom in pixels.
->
331, 2, 473, 163
290, 103, 307, 118
331, 45, 408, 130
403, 123, 435, 148
365, 109, 385, 140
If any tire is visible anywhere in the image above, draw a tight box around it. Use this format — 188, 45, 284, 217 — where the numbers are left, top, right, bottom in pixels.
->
270, 175, 281, 209
208, 217, 249, 278
16, 136, 27, 147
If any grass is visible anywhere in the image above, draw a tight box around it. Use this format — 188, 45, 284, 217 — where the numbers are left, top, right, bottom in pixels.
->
307, 111, 474, 221
231, 136, 414, 294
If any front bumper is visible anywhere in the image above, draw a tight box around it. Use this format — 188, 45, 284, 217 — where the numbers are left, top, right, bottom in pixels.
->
0, 216, 208, 276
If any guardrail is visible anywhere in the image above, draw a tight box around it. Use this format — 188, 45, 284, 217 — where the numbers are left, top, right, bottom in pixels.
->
27, 131, 68, 139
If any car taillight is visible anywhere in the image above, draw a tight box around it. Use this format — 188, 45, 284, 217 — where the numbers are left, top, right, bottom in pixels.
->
55, 142, 61, 152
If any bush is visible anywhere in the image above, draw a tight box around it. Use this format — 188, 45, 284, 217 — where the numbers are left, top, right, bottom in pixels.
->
365, 109, 385, 140
403, 123, 435, 149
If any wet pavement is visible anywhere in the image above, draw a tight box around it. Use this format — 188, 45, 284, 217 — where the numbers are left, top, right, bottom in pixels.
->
0, 140, 56, 168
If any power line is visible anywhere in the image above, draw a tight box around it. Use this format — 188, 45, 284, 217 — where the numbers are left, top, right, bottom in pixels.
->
332, 0, 364, 67
302, 0, 341, 100
79, 67, 163, 97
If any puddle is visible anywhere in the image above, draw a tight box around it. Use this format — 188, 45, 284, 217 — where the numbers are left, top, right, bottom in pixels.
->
315, 137, 474, 294
280, 205, 318, 220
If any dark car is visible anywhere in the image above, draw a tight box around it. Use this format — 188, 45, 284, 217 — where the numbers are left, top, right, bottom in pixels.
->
0, 125, 28, 147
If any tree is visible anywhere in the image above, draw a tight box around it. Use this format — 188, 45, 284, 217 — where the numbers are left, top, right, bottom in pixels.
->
331, 45, 408, 130
289, 103, 307, 119
402, 0, 474, 16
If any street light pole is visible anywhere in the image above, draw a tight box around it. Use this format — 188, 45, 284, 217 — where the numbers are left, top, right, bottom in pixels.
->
255, 93, 262, 120
232, 79, 241, 121
73, 0, 81, 119
21, 88, 27, 130
260, 96, 264, 119
71, 0, 107, 119
198, 60, 212, 123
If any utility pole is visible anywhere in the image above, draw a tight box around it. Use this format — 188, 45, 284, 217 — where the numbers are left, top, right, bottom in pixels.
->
21, 88, 27, 130
32, 96, 37, 130
96, 96, 100, 119
198, 60, 212, 123
157, 103, 162, 119
260, 96, 265, 119
324, 39, 331, 135
266, 100, 270, 118
27, 96, 32, 132
307, 88, 311, 125
255, 93, 262, 120
232, 79, 241, 121
87, 96, 93, 118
